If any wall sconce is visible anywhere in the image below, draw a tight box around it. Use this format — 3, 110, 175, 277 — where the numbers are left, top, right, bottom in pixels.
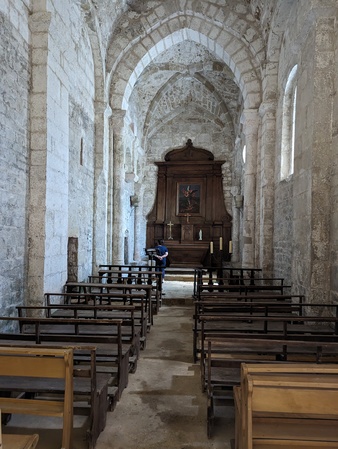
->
130, 195, 139, 207
234, 194, 244, 208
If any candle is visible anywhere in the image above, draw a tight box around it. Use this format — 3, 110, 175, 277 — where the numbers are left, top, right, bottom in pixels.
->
219, 237, 223, 250
229, 240, 233, 254
210, 241, 214, 254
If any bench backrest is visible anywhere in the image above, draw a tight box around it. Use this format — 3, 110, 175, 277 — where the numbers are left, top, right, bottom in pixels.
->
0, 346, 73, 449
241, 372, 338, 449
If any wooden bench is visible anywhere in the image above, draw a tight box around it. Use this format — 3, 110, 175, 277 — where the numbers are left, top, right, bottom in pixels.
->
196, 282, 291, 297
0, 316, 129, 403
17, 304, 143, 362
0, 346, 73, 449
193, 295, 306, 361
205, 338, 338, 437
193, 268, 263, 297
198, 313, 338, 368
1, 344, 110, 449
97, 264, 162, 314
45, 291, 149, 342
236, 363, 338, 449
64, 281, 155, 325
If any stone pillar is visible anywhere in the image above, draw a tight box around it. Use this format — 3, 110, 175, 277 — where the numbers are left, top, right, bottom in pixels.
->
26, 9, 51, 303
258, 101, 277, 276
230, 135, 243, 264
309, 17, 334, 303
241, 109, 259, 267
92, 103, 111, 271
111, 109, 126, 264
132, 192, 143, 262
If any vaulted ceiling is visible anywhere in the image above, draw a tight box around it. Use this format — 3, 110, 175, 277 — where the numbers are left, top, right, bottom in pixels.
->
81, 0, 284, 160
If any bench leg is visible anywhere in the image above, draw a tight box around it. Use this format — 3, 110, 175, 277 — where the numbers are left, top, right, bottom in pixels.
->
207, 395, 214, 439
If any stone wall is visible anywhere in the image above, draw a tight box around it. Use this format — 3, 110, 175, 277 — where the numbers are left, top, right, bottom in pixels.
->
0, 0, 97, 313
26, 0, 96, 299
0, 2, 30, 313
273, 0, 337, 303
272, 1, 299, 285
68, 97, 95, 281
331, 29, 338, 303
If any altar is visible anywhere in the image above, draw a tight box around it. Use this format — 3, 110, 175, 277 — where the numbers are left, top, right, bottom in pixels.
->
164, 241, 209, 268
146, 140, 232, 267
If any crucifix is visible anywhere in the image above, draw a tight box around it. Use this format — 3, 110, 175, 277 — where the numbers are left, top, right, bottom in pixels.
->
185, 213, 191, 223
167, 221, 174, 240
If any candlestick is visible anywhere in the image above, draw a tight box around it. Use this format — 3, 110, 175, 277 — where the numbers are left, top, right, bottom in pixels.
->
210, 241, 214, 254
229, 240, 233, 254
219, 237, 223, 250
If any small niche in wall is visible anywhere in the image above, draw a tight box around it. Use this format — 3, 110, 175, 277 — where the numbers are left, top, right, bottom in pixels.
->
80, 137, 84, 166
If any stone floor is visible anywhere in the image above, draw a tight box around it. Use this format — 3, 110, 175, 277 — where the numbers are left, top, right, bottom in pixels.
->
5, 280, 235, 448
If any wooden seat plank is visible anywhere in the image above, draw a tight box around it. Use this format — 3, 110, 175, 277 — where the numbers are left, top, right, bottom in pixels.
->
2, 433, 39, 449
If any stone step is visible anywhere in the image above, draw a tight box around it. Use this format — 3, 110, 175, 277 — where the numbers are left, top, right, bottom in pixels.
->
165, 274, 195, 282
165, 268, 196, 282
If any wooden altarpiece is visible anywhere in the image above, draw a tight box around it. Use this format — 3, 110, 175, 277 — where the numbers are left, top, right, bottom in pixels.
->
146, 140, 232, 267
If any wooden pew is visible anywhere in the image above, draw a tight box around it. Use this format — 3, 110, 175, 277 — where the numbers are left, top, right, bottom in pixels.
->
45, 291, 149, 344
205, 338, 338, 438
17, 304, 142, 363
0, 346, 73, 449
193, 267, 263, 297
198, 312, 338, 370
0, 344, 110, 449
196, 282, 291, 298
0, 316, 129, 403
96, 264, 162, 314
64, 281, 155, 325
193, 295, 306, 361
236, 363, 338, 449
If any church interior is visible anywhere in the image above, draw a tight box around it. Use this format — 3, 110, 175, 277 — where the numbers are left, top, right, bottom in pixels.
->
2, 0, 338, 448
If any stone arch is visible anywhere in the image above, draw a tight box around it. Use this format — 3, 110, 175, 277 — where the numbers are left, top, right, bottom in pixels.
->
79, 0, 107, 169
107, 10, 264, 111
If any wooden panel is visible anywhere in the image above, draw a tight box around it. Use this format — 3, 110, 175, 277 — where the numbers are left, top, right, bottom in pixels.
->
166, 242, 209, 267
146, 140, 232, 267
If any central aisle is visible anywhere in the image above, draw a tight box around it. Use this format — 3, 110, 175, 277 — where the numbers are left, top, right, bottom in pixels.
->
96, 303, 234, 449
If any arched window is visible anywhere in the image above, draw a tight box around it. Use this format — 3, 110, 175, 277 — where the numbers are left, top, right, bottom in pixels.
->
242, 144, 246, 164
281, 65, 297, 180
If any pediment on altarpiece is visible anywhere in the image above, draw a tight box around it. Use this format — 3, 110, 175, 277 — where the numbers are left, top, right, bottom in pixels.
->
164, 139, 214, 162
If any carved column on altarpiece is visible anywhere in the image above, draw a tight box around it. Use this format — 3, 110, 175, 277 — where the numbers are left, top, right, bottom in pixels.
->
111, 109, 126, 264
241, 109, 259, 267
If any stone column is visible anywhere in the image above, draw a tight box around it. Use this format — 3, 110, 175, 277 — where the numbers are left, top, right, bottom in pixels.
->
26, 9, 51, 304
258, 100, 277, 276
241, 109, 259, 267
92, 103, 111, 270
111, 109, 126, 264
230, 186, 241, 264
309, 17, 334, 303
230, 135, 243, 264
